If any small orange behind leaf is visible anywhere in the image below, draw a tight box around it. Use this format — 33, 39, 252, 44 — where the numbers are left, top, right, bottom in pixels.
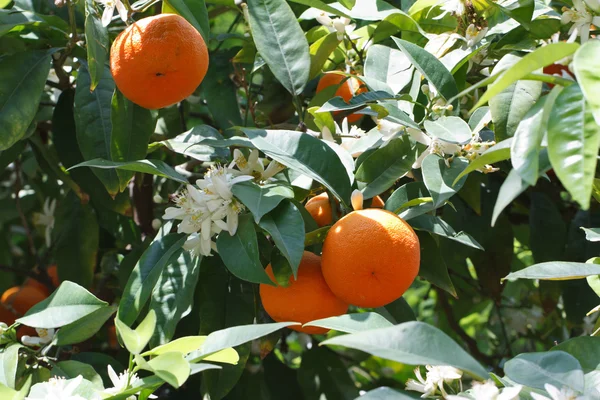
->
317, 72, 367, 123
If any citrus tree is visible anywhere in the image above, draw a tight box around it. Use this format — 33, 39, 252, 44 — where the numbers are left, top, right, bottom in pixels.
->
1, 0, 600, 397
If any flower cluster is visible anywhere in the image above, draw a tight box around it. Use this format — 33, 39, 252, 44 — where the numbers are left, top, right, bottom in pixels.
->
448, 380, 522, 400
561, 0, 600, 42
97, 0, 128, 27
315, 12, 356, 41
405, 365, 463, 397
163, 150, 284, 257
321, 117, 369, 157
32, 198, 56, 248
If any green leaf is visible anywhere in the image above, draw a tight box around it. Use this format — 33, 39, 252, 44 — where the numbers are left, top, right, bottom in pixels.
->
548, 83, 600, 210
149, 252, 201, 348
242, 128, 352, 205
529, 192, 566, 263
0, 9, 45, 36
0, 49, 51, 151
392, 38, 458, 105
483, 0, 534, 27
258, 201, 305, 278
417, 232, 457, 297
53, 361, 104, 390
318, 90, 396, 113
360, 387, 421, 399
139, 351, 191, 389
573, 40, 600, 125
452, 138, 512, 185
309, 32, 340, 80
189, 322, 298, 361
118, 233, 186, 325
355, 136, 416, 199
474, 43, 579, 109
380, 103, 421, 130
110, 90, 156, 191
424, 116, 472, 145
115, 310, 157, 354
371, 12, 425, 43
17, 281, 108, 328
488, 54, 543, 141
289, 0, 350, 18
410, 214, 483, 250
161, 125, 231, 162
69, 159, 188, 184
144, 336, 205, 357
504, 351, 584, 392
378, 297, 416, 324
246, 0, 310, 96
0, 344, 22, 389
74, 63, 120, 196
303, 312, 393, 333
321, 321, 489, 379
232, 181, 294, 223
385, 181, 433, 220
511, 88, 559, 185
53, 306, 117, 346
504, 262, 600, 281
52, 192, 99, 289
84, 0, 108, 91
162, 0, 209, 41
216, 214, 273, 285
422, 155, 468, 208
552, 337, 600, 373
298, 346, 360, 399
364, 44, 413, 94
582, 228, 600, 242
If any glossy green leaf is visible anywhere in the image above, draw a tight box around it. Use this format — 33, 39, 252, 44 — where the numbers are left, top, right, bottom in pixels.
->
417, 232, 457, 297
118, 233, 186, 325
380, 103, 421, 130
483, 0, 534, 27
385, 182, 434, 220
232, 181, 294, 223
504, 351, 584, 392
189, 322, 298, 361
504, 261, 600, 281
53, 360, 104, 390
371, 12, 424, 43
364, 45, 413, 94
144, 336, 205, 357
392, 38, 458, 104
379, 297, 416, 324
53, 306, 117, 346
573, 41, 600, 125
422, 155, 468, 208
110, 90, 156, 191
74, 63, 120, 196
52, 192, 99, 289
548, 83, 600, 210
289, 0, 350, 18
410, 214, 483, 250
360, 387, 421, 399
162, 0, 209, 40
140, 351, 191, 389
474, 43, 579, 109
84, 0, 108, 91
318, 90, 396, 113
452, 138, 512, 185
258, 201, 305, 278
161, 125, 231, 162
242, 128, 352, 205
0, 344, 22, 389
70, 159, 188, 184
356, 136, 416, 199
17, 281, 108, 328
582, 228, 600, 242
115, 310, 157, 354
0, 9, 45, 36
424, 116, 472, 145
246, 0, 310, 95
0, 49, 51, 151
149, 252, 201, 348
488, 54, 543, 141
304, 312, 392, 333
321, 321, 489, 379
309, 32, 340, 80
552, 337, 600, 373
511, 88, 559, 185
216, 214, 273, 285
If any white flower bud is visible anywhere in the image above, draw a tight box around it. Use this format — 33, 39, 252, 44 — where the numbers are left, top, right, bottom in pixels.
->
153, 194, 163, 203
151, 219, 162, 231
351, 189, 364, 211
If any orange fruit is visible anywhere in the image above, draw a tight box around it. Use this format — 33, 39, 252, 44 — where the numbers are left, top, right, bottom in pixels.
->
317, 72, 367, 123
24, 265, 59, 296
543, 64, 575, 89
260, 251, 348, 334
305, 193, 384, 227
321, 209, 420, 308
1, 286, 48, 323
110, 14, 209, 110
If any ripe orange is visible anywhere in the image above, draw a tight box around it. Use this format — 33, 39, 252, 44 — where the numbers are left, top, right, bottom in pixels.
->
110, 14, 209, 110
321, 209, 420, 308
305, 193, 384, 227
24, 265, 59, 296
317, 72, 367, 123
260, 251, 348, 334
543, 64, 575, 89
0, 286, 48, 325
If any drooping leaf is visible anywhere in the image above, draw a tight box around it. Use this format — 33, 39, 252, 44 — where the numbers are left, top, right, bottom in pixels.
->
0, 49, 52, 151
53, 306, 117, 346
504, 261, 600, 281
410, 214, 483, 250
321, 321, 489, 379
422, 155, 469, 208
417, 232, 457, 297
242, 128, 352, 205
504, 351, 584, 392
69, 159, 188, 184
303, 312, 393, 333
547, 83, 600, 210
573, 40, 600, 125
231, 181, 294, 223
246, 0, 310, 95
